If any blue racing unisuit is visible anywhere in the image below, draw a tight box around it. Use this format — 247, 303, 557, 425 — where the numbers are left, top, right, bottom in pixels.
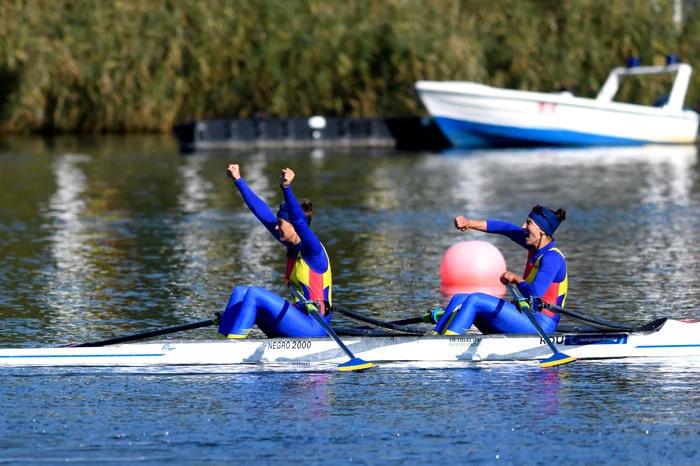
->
217, 165, 333, 338
435, 206, 568, 335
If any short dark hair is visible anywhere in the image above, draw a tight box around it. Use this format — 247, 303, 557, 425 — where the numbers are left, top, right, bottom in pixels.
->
299, 198, 312, 226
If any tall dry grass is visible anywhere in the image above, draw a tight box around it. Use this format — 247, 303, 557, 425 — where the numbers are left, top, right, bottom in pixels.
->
0, 0, 693, 133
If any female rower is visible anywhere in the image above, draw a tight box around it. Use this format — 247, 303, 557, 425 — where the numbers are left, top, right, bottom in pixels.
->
216, 164, 332, 338
435, 205, 568, 335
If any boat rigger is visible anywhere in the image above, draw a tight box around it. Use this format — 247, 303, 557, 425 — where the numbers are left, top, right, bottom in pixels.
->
1, 318, 698, 368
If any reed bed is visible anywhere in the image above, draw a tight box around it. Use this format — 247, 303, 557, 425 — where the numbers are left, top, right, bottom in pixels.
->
0, 0, 693, 133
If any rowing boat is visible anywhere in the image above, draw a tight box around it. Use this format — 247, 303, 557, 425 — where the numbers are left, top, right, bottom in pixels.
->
1, 318, 698, 368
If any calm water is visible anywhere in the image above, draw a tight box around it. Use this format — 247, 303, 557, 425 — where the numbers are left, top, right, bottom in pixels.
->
1, 136, 700, 464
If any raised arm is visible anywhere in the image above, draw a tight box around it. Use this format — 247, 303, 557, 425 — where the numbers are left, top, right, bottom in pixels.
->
280, 168, 327, 268
226, 164, 281, 242
454, 216, 487, 232
455, 216, 527, 249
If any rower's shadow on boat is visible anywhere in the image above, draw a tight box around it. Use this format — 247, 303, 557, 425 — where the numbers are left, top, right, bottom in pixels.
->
243, 339, 367, 365
454, 344, 553, 362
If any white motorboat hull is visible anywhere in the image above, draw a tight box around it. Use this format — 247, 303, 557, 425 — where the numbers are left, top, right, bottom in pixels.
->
415, 63, 700, 148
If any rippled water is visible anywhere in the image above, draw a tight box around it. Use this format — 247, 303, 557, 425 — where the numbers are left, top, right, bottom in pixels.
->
3, 360, 700, 464
1, 136, 700, 463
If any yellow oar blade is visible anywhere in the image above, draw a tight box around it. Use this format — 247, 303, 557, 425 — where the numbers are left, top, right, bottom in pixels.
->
540, 353, 577, 368
338, 359, 377, 372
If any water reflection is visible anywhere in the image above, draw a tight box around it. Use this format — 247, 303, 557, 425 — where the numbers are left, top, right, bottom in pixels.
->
1, 140, 699, 347
178, 153, 214, 215
529, 367, 565, 416
277, 373, 334, 420
442, 144, 697, 165
42, 153, 93, 321
173, 153, 218, 317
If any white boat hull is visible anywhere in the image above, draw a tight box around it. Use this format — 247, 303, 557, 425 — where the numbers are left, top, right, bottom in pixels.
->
416, 70, 700, 148
1, 319, 698, 368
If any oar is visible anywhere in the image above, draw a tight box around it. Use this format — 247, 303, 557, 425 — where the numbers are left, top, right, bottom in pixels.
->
393, 303, 636, 332
67, 316, 219, 348
536, 301, 636, 331
392, 305, 635, 331
506, 283, 576, 368
288, 284, 375, 372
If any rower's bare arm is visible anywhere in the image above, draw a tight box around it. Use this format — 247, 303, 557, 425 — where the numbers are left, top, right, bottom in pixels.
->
226, 164, 241, 181
454, 216, 487, 232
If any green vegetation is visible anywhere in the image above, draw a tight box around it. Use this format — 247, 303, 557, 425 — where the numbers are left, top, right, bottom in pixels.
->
0, 0, 696, 133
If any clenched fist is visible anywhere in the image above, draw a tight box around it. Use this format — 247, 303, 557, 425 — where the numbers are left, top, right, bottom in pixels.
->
280, 168, 295, 188
454, 216, 471, 231
226, 164, 241, 181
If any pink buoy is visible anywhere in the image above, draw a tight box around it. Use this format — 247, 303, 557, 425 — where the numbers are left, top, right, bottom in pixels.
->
440, 241, 507, 297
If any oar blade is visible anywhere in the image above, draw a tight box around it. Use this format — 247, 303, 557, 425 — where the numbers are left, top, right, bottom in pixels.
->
338, 358, 376, 372
540, 352, 576, 368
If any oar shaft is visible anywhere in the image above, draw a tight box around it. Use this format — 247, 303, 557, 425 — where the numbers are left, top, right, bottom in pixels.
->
388, 316, 424, 325
308, 308, 356, 360
506, 283, 559, 353
544, 302, 635, 331
72, 319, 216, 347
386, 309, 442, 326
392, 304, 635, 333
518, 303, 560, 354
287, 286, 356, 358
333, 305, 429, 334
287, 284, 374, 371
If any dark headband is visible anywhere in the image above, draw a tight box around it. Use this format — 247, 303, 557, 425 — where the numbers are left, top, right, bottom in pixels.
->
528, 205, 562, 236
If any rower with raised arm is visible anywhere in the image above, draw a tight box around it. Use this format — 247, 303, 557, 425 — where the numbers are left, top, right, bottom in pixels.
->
217, 164, 333, 338
435, 205, 568, 335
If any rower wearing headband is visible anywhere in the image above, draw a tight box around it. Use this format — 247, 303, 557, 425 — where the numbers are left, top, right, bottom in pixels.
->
217, 164, 332, 338
435, 205, 568, 335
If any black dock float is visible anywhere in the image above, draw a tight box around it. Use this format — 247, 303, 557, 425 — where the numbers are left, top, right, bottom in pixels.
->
173, 116, 450, 153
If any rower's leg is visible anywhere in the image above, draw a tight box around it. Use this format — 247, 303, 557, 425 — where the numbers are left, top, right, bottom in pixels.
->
441, 293, 525, 335
435, 293, 562, 335
435, 293, 471, 335
253, 290, 330, 338
217, 286, 252, 338
473, 297, 559, 334
220, 286, 333, 338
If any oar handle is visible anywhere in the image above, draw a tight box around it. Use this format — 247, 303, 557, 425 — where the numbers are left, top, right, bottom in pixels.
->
506, 283, 531, 311
287, 284, 319, 315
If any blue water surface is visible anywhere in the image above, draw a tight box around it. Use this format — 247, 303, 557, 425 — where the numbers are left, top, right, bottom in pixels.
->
1, 137, 700, 464
3, 360, 700, 464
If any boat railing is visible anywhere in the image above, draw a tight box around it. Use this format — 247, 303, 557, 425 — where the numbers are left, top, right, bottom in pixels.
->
595, 63, 692, 111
